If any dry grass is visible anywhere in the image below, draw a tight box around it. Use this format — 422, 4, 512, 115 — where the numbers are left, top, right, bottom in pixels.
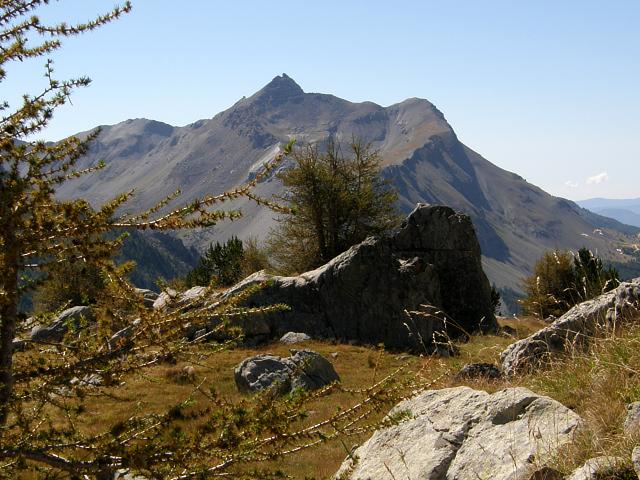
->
75, 318, 546, 478
16, 316, 559, 479
506, 318, 640, 477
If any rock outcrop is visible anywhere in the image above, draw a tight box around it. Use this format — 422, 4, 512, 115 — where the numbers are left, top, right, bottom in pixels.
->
234, 349, 339, 394
335, 386, 581, 480
221, 205, 496, 351
501, 279, 640, 376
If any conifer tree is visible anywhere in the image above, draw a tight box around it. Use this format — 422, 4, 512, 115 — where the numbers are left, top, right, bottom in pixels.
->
521, 248, 620, 319
185, 237, 244, 288
0, 3, 405, 478
268, 137, 399, 274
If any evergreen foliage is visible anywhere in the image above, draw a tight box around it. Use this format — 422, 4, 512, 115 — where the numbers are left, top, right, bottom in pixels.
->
0, 3, 404, 478
239, 236, 272, 278
33, 259, 105, 313
268, 137, 400, 274
185, 237, 244, 288
521, 247, 620, 319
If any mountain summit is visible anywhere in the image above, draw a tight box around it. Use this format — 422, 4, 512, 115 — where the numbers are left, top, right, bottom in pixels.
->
253, 73, 305, 102
57, 76, 638, 310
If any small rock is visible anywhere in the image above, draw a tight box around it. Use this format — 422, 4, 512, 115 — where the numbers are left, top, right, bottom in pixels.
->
30, 306, 94, 342
455, 362, 503, 380
234, 349, 339, 394
113, 469, 147, 480
624, 401, 640, 434
280, 332, 312, 344
330, 352, 339, 359
152, 288, 178, 310
182, 365, 196, 380
70, 373, 103, 388
632, 446, 640, 478
135, 288, 159, 308
566, 456, 625, 480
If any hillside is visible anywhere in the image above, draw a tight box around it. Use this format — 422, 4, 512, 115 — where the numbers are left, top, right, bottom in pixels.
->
577, 197, 640, 228
56, 74, 639, 309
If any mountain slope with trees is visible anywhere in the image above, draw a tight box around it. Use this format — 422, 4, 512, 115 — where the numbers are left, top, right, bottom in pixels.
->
55, 75, 640, 308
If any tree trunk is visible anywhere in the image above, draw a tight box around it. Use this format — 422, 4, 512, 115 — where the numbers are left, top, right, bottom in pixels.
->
0, 233, 18, 426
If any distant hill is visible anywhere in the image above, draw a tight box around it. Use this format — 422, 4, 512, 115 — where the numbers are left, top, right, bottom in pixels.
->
118, 231, 199, 291
577, 198, 640, 228
56, 74, 639, 312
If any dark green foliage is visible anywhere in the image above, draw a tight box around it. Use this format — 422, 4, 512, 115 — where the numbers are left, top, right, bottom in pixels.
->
185, 237, 244, 287
490, 284, 502, 315
521, 247, 620, 319
268, 137, 400, 274
33, 260, 104, 314
572, 247, 620, 300
117, 230, 199, 291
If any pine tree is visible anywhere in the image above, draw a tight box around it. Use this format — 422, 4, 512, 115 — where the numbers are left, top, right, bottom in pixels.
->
0, 3, 405, 478
185, 237, 244, 288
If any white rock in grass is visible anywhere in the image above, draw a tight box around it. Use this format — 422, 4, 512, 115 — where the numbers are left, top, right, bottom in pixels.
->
335, 386, 581, 480
565, 456, 625, 480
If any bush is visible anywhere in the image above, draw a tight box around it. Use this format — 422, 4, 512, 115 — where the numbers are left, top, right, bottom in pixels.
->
521, 247, 620, 319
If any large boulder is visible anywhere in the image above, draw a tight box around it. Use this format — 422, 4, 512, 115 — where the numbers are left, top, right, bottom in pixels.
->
30, 306, 94, 343
335, 386, 581, 480
222, 205, 496, 351
234, 349, 339, 394
501, 279, 640, 377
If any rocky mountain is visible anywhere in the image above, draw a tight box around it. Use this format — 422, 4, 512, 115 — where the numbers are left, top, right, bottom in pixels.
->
57, 74, 640, 311
577, 197, 640, 228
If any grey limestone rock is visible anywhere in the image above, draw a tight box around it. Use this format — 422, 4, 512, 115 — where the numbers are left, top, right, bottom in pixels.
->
501, 279, 640, 377
235, 349, 339, 394
624, 401, 640, 434
632, 446, 640, 478
565, 456, 625, 480
134, 288, 159, 308
153, 286, 207, 311
30, 306, 94, 343
223, 205, 497, 351
334, 386, 581, 480
280, 332, 312, 344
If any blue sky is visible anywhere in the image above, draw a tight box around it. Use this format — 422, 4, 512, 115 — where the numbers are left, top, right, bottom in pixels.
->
5, 0, 639, 200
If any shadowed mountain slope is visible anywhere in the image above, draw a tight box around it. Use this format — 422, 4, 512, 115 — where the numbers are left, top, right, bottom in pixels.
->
57, 74, 639, 309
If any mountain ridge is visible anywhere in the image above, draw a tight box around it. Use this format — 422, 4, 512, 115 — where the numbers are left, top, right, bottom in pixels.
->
56, 74, 640, 311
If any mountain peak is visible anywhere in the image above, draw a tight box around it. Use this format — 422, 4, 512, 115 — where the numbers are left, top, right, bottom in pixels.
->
251, 73, 304, 105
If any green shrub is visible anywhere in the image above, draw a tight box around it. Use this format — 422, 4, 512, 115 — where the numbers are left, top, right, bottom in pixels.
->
521, 247, 620, 319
